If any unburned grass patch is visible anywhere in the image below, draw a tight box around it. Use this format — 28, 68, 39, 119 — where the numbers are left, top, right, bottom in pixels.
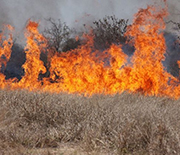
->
0, 90, 180, 154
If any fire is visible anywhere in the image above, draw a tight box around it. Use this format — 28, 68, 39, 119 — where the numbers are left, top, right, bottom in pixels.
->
124, 6, 171, 95
1, 3, 180, 99
15, 21, 47, 90
0, 25, 13, 88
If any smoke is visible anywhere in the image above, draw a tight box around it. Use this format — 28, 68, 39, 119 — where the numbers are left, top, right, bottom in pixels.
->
0, 0, 61, 32
0, 0, 157, 32
0, 1, 10, 27
167, 1, 180, 22
166, 1, 180, 33
59, 0, 155, 28
0, 0, 179, 31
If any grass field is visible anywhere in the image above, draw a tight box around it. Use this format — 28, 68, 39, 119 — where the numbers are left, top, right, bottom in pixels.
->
0, 90, 180, 154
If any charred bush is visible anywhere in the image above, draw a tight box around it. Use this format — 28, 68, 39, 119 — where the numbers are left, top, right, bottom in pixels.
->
165, 21, 180, 77
5, 42, 25, 80
90, 15, 129, 50
43, 18, 81, 54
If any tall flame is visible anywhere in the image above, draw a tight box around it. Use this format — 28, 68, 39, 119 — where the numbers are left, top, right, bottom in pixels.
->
0, 25, 13, 88
16, 21, 46, 90
124, 6, 171, 95
1, 4, 180, 99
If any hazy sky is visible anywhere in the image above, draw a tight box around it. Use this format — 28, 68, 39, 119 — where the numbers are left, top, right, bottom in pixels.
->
0, 0, 154, 30
0, 0, 179, 32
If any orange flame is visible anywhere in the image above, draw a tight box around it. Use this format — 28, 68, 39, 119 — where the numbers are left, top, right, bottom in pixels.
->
124, 6, 171, 95
14, 21, 46, 90
1, 4, 180, 99
0, 25, 13, 88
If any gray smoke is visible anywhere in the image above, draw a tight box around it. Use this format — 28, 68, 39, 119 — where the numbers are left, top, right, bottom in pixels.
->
0, 0, 157, 32
0, 0, 61, 32
0, 0, 179, 31
59, 0, 155, 28
166, 1, 180, 33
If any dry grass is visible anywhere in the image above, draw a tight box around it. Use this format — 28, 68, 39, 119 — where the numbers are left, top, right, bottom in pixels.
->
0, 90, 180, 154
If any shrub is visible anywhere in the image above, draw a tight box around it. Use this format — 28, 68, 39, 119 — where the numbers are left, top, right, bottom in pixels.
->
43, 18, 80, 54
90, 15, 128, 50
5, 42, 25, 80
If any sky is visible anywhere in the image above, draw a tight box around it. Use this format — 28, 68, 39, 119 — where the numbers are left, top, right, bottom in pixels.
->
0, 0, 179, 33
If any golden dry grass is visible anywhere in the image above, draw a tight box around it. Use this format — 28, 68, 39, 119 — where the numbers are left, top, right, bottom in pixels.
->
0, 90, 180, 154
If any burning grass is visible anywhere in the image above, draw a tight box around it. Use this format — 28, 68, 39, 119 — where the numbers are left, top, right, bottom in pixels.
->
1, 2, 180, 154
1, 3, 180, 99
0, 90, 180, 154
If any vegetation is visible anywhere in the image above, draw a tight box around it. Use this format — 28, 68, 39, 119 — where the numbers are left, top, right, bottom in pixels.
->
43, 18, 81, 55
0, 90, 180, 154
43, 16, 129, 54
165, 20, 180, 77
35, 16, 129, 80
1, 16, 180, 155
90, 15, 128, 50
5, 43, 25, 80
